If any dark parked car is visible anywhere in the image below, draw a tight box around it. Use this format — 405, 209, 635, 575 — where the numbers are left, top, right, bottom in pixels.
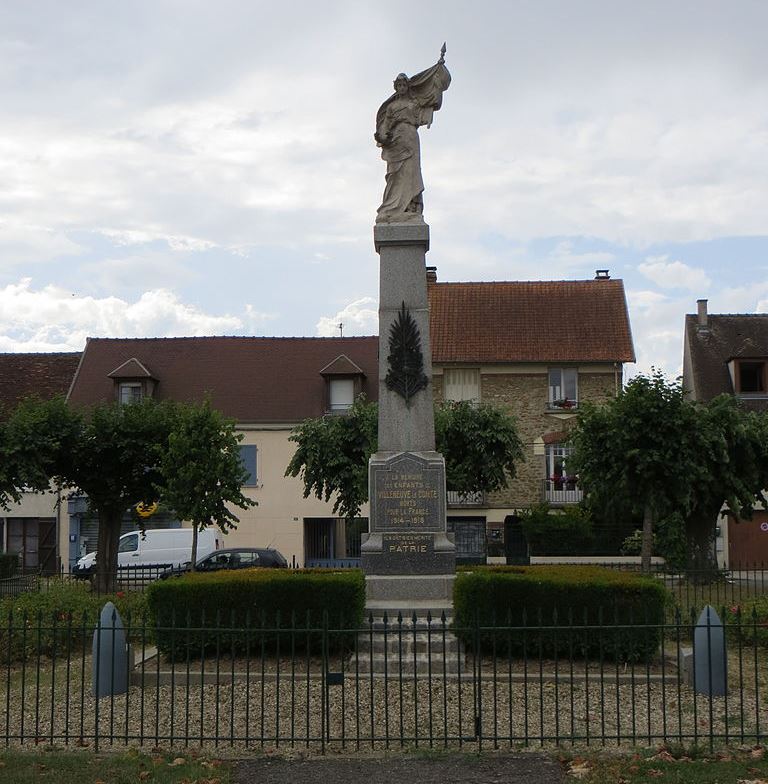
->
160, 547, 288, 578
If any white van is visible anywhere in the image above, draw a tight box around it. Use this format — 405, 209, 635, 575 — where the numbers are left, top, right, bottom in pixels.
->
74, 528, 222, 576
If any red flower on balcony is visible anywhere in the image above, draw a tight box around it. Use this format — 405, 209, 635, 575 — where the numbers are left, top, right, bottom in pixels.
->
552, 398, 575, 410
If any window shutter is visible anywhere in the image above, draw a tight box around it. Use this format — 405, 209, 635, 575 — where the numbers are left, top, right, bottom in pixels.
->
238, 445, 258, 486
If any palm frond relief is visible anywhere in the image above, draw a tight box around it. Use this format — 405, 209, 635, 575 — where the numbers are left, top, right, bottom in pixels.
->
385, 301, 429, 407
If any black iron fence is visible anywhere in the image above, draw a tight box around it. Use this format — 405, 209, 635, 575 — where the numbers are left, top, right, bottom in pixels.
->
0, 608, 765, 751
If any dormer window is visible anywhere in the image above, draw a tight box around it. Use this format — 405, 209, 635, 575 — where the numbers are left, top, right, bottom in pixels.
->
119, 382, 143, 405
319, 354, 366, 415
737, 361, 766, 394
108, 357, 157, 404
329, 378, 355, 413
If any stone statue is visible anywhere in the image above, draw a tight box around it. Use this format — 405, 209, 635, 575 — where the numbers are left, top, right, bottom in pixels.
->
374, 45, 451, 223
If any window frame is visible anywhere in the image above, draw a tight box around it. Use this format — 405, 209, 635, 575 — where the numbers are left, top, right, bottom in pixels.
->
328, 377, 356, 413
547, 367, 579, 410
118, 382, 143, 405
736, 360, 767, 395
443, 367, 481, 405
238, 444, 258, 487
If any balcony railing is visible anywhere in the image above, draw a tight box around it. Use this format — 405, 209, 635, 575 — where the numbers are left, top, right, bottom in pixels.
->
447, 490, 485, 507
542, 479, 583, 505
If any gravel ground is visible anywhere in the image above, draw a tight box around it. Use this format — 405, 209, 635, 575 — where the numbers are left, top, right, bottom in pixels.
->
1, 655, 764, 750
234, 753, 566, 783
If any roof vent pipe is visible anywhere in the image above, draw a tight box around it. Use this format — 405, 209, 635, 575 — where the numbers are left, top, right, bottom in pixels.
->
697, 299, 708, 330
595, 269, 610, 279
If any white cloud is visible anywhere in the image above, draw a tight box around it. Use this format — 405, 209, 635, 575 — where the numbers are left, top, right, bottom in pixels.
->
0, 279, 243, 351
638, 256, 711, 291
316, 297, 378, 337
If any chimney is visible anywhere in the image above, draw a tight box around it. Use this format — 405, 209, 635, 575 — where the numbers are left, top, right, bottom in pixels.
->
697, 299, 708, 330
426, 266, 437, 284
595, 269, 610, 280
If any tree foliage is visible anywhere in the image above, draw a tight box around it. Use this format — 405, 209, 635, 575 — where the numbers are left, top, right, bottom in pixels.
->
434, 400, 524, 496
0, 397, 255, 591
285, 398, 378, 520
569, 370, 768, 570
285, 398, 524, 519
158, 399, 256, 567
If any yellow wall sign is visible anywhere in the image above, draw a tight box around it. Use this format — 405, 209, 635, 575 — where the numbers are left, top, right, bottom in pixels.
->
136, 501, 159, 518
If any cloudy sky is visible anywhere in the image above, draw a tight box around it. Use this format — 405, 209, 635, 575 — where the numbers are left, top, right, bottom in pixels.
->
1, 1, 767, 378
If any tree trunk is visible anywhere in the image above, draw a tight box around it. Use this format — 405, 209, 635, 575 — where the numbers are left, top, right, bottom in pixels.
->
95, 508, 123, 594
685, 504, 719, 577
640, 503, 654, 573
190, 524, 199, 571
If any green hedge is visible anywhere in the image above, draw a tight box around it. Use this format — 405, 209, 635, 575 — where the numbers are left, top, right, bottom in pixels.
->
0, 553, 19, 579
520, 505, 595, 556
145, 568, 366, 657
724, 597, 768, 648
0, 579, 147, 661
453, 565, 671, 662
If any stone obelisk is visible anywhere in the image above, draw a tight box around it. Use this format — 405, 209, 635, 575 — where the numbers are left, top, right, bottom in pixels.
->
361, 47, 455, 612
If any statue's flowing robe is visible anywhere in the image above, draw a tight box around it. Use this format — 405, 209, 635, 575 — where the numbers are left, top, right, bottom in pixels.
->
375, 61, 451, 222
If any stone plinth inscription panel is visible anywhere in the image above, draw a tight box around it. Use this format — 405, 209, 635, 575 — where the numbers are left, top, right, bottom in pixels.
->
370, 453, 445, 533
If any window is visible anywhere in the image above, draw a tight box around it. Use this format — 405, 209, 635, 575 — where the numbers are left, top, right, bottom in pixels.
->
444, 368, 480, 404
548, 368, 578, 409
738, 361, 766, 394
329, 378, 355, 412
546, 443, 575, 485
118, 533, 139, 553
119, 382, 143, 405
238, 445, 258, 487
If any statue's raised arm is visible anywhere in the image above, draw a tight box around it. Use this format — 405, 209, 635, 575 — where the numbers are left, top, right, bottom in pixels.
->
375, 45, 451, 224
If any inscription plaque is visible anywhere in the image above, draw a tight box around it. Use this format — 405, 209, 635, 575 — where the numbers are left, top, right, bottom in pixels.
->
370, 453, 444, 533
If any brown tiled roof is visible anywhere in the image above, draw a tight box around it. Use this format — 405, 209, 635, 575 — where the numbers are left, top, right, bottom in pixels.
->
428, 279, 635, 363
0, 353, 81, 416
684, 313, 768, 410
68, 337, 379, 423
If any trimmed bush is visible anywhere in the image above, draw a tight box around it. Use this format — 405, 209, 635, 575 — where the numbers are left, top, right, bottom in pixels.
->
453, 565, 671, 662
520, 504, 594, 556
724, 597, 768, 648
0, 553, 18, 578
145, 568, 366, 657
0, 579, 147, 661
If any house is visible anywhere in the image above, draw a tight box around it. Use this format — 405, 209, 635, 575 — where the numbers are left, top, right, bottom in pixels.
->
64, 336, 379, 569
427, 268, 635, 563
0, 352, 82, 573
1, 271, 637, 572
682, 299, 768, 566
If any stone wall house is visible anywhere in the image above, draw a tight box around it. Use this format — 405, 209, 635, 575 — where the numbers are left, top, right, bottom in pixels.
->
427, 269, 635, 563
0, 352, 82, 573
682, 300, 768, 566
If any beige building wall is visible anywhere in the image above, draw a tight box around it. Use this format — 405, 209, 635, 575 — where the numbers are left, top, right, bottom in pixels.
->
218, 427, 371, 567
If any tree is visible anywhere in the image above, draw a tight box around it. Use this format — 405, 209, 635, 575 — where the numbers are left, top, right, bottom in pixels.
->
285, 398, 524, 519
285, 398, 377, 520
0, 396, 81, 508
65, 399, 178, 592
158, 399, 256, 568
1, 396, 259, 592
569, 372, 704, 572
684, 394, 768, 569
569, 371, 768, 572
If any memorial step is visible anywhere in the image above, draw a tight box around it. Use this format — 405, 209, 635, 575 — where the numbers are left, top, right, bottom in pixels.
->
354, 651, 463, 676
357, 633, 461, 655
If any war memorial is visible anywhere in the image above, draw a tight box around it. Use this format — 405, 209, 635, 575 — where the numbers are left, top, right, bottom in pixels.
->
361, 46, 457, 620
